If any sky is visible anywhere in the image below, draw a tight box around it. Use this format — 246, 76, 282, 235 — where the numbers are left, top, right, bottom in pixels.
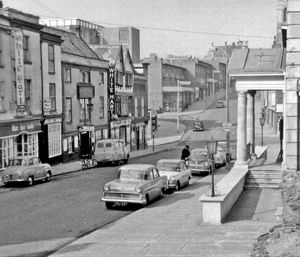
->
5, 0, 278, 59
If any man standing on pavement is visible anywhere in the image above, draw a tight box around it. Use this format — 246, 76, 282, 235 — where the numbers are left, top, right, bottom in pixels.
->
181, 145, 190, 160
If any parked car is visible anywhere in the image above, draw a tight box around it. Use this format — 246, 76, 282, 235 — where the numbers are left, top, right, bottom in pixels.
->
94, 139, 130, 166
101, 164, 168, 209
216, 100, 225, 108
193, 120, 204, 131
188, 148, 213, 175
1, 157, 52, 186
156, 159, 191, 192
214, 145, 226, 168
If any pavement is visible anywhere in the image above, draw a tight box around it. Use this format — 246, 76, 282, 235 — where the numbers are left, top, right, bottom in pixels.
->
46, 94, 283, 257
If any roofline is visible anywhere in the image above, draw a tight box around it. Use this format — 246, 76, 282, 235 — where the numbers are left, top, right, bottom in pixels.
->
229, 72, 284, 77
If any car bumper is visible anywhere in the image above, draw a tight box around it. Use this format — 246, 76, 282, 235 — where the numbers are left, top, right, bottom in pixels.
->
189, 166, 210, 174
2, 177, 26, 184
101, 193, 147, 205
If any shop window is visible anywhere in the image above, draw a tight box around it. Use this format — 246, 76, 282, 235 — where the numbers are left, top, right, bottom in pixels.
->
23, 35, 30, 63
80, 70, 90, 83
99, 96, 104, 119
99, 72, 104, 85
64, 67, 72, 83
66, 98, 72, 123
67, 136, 74, 153
16, 133, 38, 157
0, 138, 13, 169
48, 45, 55, 73
48, 123, 62, 158
134, 97, 138, 117
49, 83, 56, 111
141, 97, 145, 117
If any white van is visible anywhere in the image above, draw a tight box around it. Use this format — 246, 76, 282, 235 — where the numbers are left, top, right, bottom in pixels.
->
94, 139, 130, 166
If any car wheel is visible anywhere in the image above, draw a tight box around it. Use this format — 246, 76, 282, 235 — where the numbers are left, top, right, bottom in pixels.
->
45, 171, 51, 182
175, 181, 180, 191
27, 176, 34, 186
105, 202, 114, 209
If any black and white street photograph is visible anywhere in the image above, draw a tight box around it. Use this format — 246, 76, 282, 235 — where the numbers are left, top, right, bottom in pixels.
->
0, 0, 299, 256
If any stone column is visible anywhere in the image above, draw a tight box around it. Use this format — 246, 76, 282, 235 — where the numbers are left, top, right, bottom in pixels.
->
247, 91, 256, 156
236, 90, 248, 166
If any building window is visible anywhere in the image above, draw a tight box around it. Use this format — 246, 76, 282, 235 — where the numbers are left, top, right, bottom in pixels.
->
80, 98, 91, 123
115, 96, 129, 116
25, 80, 31, 113
99, 72, 104, 85
23, 35, 30, 63
48, 45, 55, 73
135, 97, 138, 117
49, 83, 56, 111
16, 133, 38, 157
99, 96, 104, 119
141, 97, 144, 117
0, 33, 3, 67
48, 123, 62, 158
119, 30, 129, 42
80, 70, 90, 83
0, 81, 5, 112
66, 98, 72, 123
65, 67, 72, 83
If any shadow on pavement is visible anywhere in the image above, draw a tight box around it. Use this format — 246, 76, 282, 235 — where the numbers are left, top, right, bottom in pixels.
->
223, 188, 262, 223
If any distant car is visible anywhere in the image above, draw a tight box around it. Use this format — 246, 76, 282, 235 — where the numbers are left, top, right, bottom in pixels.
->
101, 164, 168, 209
193, 120, 204, 131
216, 100, 225, 108
157, 159, 191, 192
188, 148, 213, 175
1, 157, 52, 186
214, 145, 226, 168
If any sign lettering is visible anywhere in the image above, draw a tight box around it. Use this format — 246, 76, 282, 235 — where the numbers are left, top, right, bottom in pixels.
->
108, 66, 115, 119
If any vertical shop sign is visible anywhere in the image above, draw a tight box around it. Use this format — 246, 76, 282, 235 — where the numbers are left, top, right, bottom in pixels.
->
109, 65, 115, 120
14, 29, 26, 114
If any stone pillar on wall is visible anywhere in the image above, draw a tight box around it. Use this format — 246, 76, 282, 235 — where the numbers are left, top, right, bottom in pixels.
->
247, 90, 256, 156
285, 0, 300, 171
236, 90, 248, 166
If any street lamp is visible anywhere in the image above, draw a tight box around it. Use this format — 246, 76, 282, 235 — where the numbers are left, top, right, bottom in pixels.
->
206, 137, 218, 197
259, 110, 265, 146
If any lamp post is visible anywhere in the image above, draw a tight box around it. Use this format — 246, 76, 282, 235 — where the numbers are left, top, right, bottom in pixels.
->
206, 137, 218, 197
259, 110, 265, 146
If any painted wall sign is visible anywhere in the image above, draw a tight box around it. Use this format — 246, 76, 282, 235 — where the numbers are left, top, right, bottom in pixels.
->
14, 29, 26, 109
109, 66, 115, 120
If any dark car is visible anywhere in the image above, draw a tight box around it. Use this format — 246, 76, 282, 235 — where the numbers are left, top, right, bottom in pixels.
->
193, 120, 204, 131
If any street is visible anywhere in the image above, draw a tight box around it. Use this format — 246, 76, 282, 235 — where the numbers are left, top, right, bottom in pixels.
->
0, 96, 238, 257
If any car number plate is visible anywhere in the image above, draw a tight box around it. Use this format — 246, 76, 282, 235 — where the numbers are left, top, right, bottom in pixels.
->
115, 202, 127, 206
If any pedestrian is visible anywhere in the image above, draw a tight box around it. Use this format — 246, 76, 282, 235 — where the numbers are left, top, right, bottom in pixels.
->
181, 145, 190, 160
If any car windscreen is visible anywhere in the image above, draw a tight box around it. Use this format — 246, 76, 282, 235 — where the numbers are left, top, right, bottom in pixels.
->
190, 151, 207, 161
157, 162, 180, 172
117, 168, 146, 180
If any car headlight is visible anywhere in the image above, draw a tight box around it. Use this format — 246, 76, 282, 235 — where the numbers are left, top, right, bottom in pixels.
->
135, 187, 141, 193
18, 175, 23, 179
103, 185, 110, 191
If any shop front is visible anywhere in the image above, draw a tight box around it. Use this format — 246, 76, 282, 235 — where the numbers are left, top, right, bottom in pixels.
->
110, 118, 131, 147
0, 119, 42, 170
131, 121, 147, 151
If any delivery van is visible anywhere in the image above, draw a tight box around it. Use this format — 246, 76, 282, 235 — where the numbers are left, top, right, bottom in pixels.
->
94, 139, 130, 166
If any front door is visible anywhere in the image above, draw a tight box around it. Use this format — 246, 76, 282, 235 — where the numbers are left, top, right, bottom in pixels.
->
80, 132, 91, 158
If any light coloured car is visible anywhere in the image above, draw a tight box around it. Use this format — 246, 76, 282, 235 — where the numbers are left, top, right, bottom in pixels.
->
188, 148, 213, 175
216, 100, 225, 108
101, 164, 168, 209
1, 157, 52, 186
157, 159, 192, 192
214, 145, 226, 168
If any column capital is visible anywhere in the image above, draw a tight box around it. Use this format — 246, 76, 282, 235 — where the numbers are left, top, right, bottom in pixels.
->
247, 90, 256, 97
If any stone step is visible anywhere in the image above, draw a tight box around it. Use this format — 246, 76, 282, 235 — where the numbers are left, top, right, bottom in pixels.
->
244, 183, 280, 189
247, 173, 282, 179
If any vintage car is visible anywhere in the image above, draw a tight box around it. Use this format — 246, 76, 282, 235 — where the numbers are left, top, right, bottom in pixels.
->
101, 164, 168, 209
216, 100, 225, 108
1, 157, 52, 186
156, 159, 192, 192
193, 120, 204, 131
188, 148, 213, 175
214, 145, 226, 168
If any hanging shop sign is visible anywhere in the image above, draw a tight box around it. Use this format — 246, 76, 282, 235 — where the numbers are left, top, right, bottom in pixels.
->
108, 66, 115, 120
14, 29, 26, 111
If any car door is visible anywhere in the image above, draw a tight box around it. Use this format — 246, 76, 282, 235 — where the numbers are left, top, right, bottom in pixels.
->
181, 161, 190, 185
152, 168, 163, 198
27, 157, 37, 178
35, 157, 45, 179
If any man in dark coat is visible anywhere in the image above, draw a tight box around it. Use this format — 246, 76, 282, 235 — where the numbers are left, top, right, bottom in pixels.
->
181, 145, 190, 160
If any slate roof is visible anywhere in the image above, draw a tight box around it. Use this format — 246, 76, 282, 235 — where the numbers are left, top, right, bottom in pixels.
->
90, 45, 121, 64
228, 48, 286, 74
42, 26, 100, 59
